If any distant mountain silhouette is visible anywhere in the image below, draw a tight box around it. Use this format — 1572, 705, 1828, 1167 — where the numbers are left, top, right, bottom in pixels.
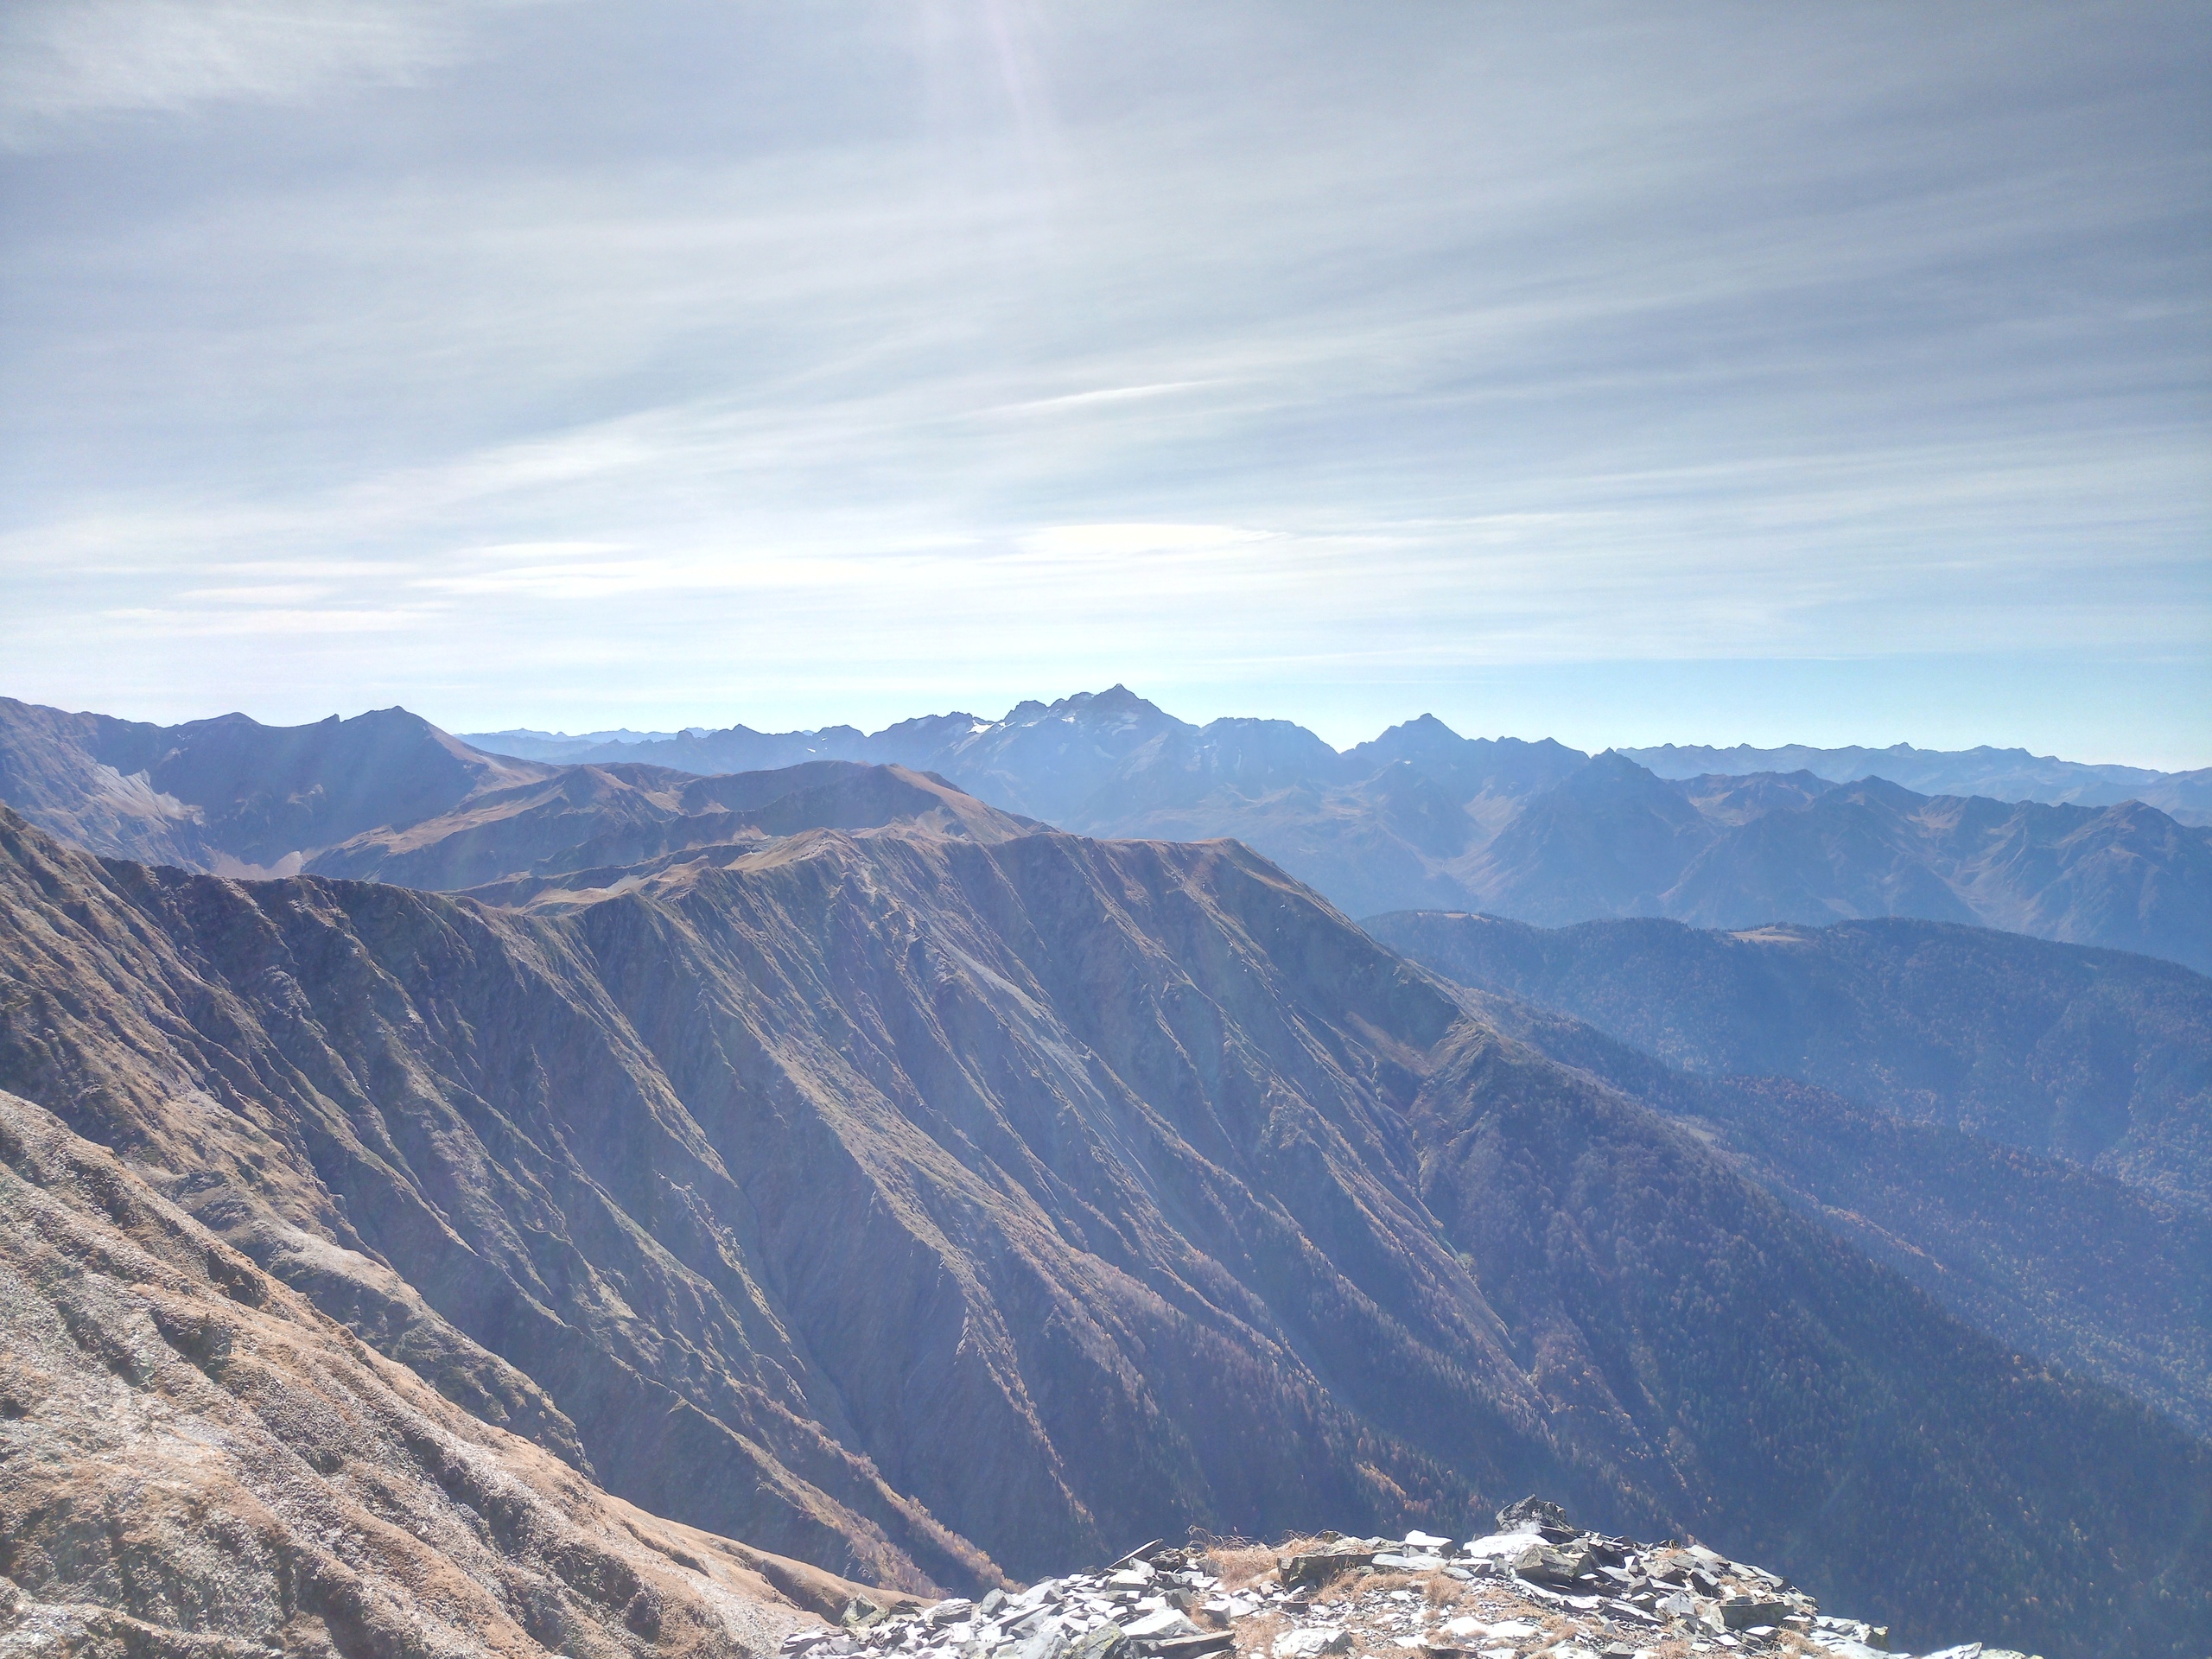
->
1623, 739, 2212, 821
469, 699, 2212, 825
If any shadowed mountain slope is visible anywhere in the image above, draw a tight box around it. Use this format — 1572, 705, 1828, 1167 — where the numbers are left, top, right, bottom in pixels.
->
1372, 909, 2212, 1435
0, 1087, 873, 1658
0, 810, 2208, 1655
1365, 911, 2212, 1210
1427, 980, 2212, 1442
1455, 752, 1718, 924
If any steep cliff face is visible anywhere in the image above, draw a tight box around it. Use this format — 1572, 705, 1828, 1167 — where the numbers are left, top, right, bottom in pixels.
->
0, 808, 2206, 1656
0, 1088, 866, 1659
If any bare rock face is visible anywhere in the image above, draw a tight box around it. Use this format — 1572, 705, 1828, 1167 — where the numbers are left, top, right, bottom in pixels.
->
0, 1088, 866, 1657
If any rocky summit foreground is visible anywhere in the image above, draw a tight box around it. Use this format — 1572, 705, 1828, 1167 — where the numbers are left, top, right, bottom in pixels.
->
805, 1511, 2025, 1659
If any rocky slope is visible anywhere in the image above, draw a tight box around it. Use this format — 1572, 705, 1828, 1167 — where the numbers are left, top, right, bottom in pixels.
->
0, 1087, 873, 1658
0, 808, 2206, 1656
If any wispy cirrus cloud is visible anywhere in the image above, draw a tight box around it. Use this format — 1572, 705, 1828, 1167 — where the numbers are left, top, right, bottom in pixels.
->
0, 2, 2204, 760
0, 0, 480, 149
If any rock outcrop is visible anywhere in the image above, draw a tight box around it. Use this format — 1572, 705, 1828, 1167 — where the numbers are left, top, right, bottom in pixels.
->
799, 1518, 2041, 1659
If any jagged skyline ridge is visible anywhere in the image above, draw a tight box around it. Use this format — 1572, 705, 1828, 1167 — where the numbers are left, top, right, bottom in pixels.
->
462, 686, 2212, 809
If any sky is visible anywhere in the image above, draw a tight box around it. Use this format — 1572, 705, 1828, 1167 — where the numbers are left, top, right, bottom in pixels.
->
2, 2, 2207, 765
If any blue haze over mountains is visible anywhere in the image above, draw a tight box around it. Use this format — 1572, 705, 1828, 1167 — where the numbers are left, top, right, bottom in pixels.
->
3, 685, 2204, 975
463, 686, 2212, 975
474, 696, 2212, 823
5, 1, 2209, 1649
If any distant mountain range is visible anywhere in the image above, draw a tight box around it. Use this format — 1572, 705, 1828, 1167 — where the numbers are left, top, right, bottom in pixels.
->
0, 696, 1031, 883
10, 690, 2203, 973
468, 693, 2212, 974
465, 693, 2212, 823
1622, 739, 2212, 814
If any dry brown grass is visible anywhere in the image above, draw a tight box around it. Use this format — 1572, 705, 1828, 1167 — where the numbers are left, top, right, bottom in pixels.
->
1192, 1553, 1793, 1659
1337, 1570, 1414, 1599
1198, 1545, 1281, 1592
1227, 1609, 1288, 1658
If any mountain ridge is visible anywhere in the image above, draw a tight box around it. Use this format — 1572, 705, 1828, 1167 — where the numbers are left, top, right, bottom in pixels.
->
1369, 908, 2212, 1441
1364, 911, 2212, 1210
461, 696, 2212, 822
1, 804, 2208, 1654
10, 693, 2205, 974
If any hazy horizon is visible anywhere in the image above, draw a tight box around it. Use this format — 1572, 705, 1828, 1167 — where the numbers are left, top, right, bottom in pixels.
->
4, 3, 2207, 767
14, 680, 2206, 775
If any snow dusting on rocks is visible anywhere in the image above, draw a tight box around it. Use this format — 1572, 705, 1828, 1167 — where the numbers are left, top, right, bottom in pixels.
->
778, 1501, 2039, 1659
